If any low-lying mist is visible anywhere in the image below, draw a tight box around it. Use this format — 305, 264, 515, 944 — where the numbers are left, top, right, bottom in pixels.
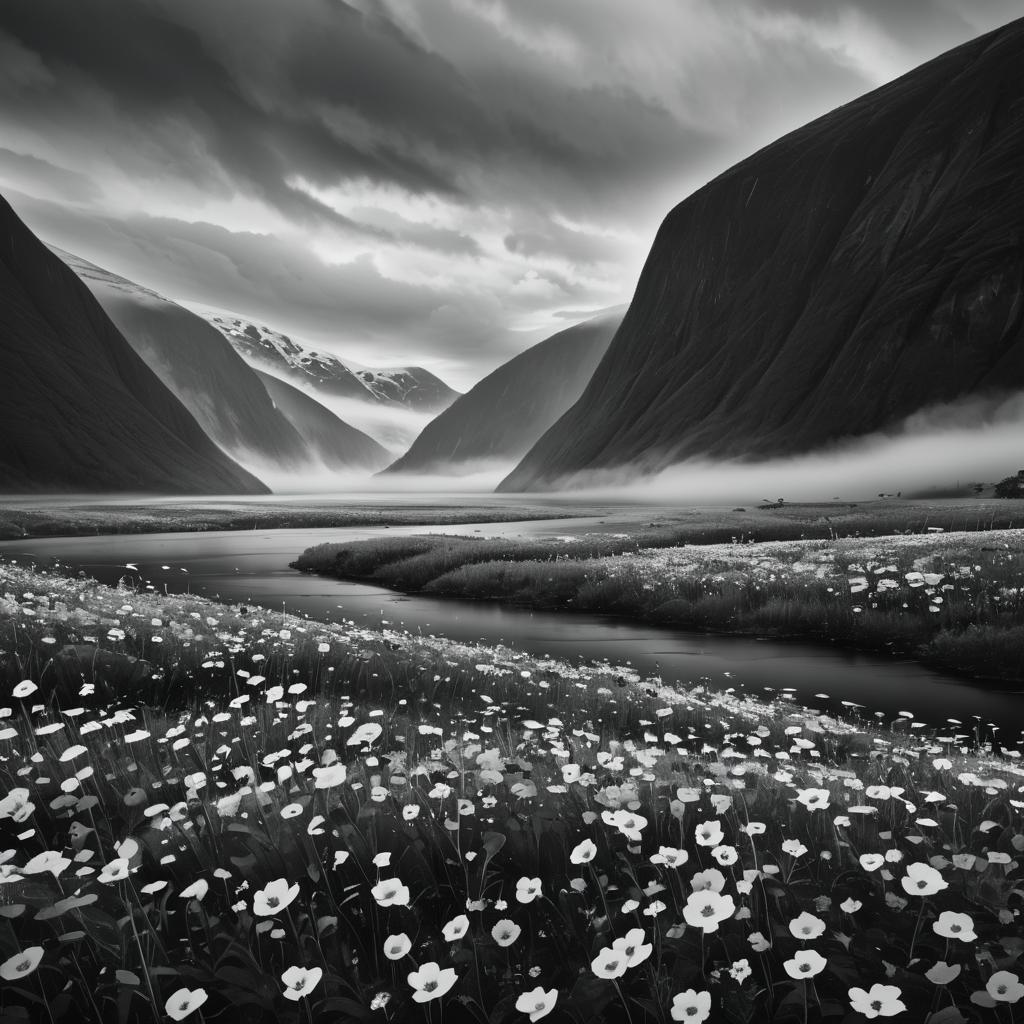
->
534, 389, 1024, 503
229, 458, 518, 496
222, 389, 1024, 504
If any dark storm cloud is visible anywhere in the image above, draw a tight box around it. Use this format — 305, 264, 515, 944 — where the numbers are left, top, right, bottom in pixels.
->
0, 148, 100, 203
0, 0, 1019, 386
0, 0, 724, 229
0, 2, 460, 227
6, 189, 535, 386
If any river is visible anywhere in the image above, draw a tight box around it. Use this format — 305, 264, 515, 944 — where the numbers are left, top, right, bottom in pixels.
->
3, 519, 1021, 736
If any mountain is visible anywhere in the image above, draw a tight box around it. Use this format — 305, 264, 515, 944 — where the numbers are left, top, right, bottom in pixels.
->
55, 248, 315, 471
383, 309, 623, 475
254, 370, 389, 471
0, 195, 267, 494
57, 249, 389, 475
500, 19, 1024, 491
204, 314, 459, 413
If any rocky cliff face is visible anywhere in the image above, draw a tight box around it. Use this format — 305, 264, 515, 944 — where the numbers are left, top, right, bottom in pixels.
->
500, 19, 1024, 491
206, 314, 460, 413
385, 310, 622, 475
0, 195, 267, 494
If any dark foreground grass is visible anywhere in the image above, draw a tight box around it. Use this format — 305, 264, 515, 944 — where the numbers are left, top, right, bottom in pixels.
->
294, 530, 1024, 682
2, 560, 1024, 1023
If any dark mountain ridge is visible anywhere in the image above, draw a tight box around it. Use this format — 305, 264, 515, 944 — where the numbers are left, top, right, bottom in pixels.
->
0, 195, 267, 494
500, 19, 1024, 491
384, 309, 622, 475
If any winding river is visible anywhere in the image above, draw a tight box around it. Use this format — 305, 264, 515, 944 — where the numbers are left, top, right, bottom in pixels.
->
3, 518, 1022, 736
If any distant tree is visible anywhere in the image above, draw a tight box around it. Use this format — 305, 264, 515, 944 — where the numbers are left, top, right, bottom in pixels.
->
994, 472, 1024, 498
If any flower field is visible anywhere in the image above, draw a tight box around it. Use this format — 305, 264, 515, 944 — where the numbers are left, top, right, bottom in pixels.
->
1, 559, 1023, 1022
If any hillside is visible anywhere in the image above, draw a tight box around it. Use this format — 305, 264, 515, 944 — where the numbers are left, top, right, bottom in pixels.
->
383, 309, 622, 475
205, 314, 459, 413
0, 195, 267, 494
55, 249, 317, 472
254, 370, 389, 471
500, 19, 1024, 491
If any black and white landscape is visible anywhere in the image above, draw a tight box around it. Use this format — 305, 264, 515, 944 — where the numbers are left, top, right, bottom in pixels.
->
1, 4, 1024, 1023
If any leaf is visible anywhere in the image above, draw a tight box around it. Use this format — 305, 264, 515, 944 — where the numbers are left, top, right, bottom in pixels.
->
482, 831, 507, 859
115, 970, 140, 986
77, 906, 123, 954
317, 997, 371, 1020
924, 1009, 968, 1024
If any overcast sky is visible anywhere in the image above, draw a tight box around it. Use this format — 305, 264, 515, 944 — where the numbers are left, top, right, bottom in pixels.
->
0, 0, 1019, 389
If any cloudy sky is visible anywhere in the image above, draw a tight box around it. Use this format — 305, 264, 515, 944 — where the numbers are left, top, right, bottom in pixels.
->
0, 0, 1019, 389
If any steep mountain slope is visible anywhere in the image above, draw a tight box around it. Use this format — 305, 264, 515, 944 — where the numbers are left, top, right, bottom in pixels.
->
205, 314, 459, 412
254, 370, 389, 471
55, 249, 314, 471
0, 195, 267, 494
383, 309, 623, 475
501, 19, 1024, 491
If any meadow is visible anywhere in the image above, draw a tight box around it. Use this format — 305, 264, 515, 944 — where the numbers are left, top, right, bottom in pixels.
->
293, 527, 1024, 682
0, 501, 576, 541
0, 558, 1023, 1022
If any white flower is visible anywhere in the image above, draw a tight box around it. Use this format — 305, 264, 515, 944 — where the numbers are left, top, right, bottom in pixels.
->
788, 912, 825, 940
179, 879, 209, 902
570, 839, 597, 864
0, 947, 43, 981
670, 989, 712, 1023
901, 862, 947, 897
591, 947, 627, 979
932, 911, 976, 941
515, 986, 558, 1022
683, 890, 735, 933
281, 965, 322, 1001
694, 820, 724, 847
848, 984, 906, 1018
491, 920, 521, 947
371, 878, 410, 908
408, 962, 457, 1003
252, 877, 300, 916
384, 933, 411, 960
98, 858, 131, 884
987, 971, 1024, 1003
312, 764, 347, 789
442, 914, 469, 941
612, 928, 652, 968
516, 877, 542, 904
164, 987, 208, 1021
795, 788, 830, 810
784, 950, 827, 979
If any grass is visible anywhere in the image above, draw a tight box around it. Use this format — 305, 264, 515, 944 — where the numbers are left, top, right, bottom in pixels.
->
1, 559, 1024, 1022
0, 500, 579, 540
294, 529, 1024, 682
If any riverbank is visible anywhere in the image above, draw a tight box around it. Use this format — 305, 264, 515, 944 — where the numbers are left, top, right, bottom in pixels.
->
0, 497, 582, 539
293, 525, 1024, 682
1, 560, 1022, 1024
3, 494, 1022, 541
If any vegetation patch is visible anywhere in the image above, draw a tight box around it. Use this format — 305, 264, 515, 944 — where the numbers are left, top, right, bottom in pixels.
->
295, 530, 1024, 682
